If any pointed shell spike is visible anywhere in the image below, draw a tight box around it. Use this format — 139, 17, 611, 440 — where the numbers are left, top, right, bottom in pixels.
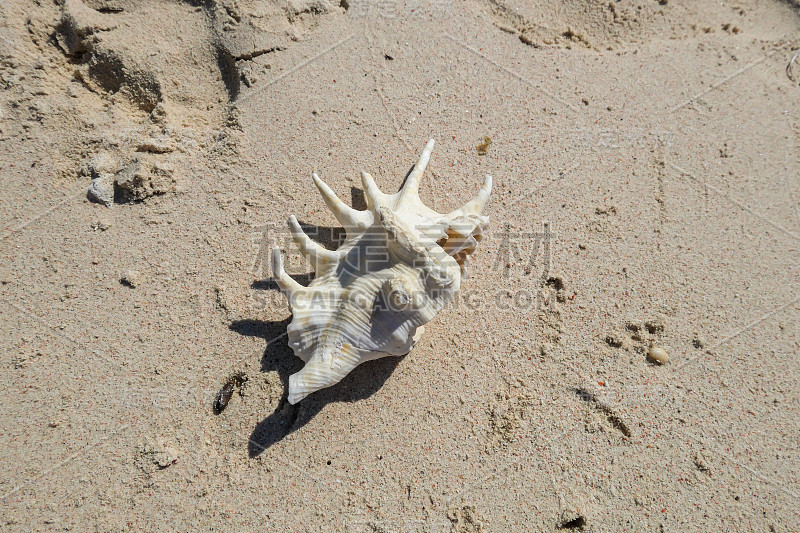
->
288, 348, 361, 405
311, 173, 371, 229
399, 138, 435, 201
287, 215, 339, 270
448, 174, 493, 218
360, 171, 385, 209
271, 246, 304, 297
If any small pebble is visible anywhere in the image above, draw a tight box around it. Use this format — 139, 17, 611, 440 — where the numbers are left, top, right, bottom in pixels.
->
476, 136, 492, 155
120, 270, 141, 288
87, 174, 115, 207
648, 345, 669, 365
213, 380, 236, 413
91, 219, 112, 232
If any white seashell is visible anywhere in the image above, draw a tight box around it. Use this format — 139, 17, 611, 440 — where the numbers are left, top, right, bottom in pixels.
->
273, 139, 492, 404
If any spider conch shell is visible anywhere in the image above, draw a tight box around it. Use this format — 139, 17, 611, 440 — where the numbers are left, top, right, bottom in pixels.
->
272, 139, 492, 404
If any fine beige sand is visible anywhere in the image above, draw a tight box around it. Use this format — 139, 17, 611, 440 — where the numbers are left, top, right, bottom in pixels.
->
1, 0, 799, 531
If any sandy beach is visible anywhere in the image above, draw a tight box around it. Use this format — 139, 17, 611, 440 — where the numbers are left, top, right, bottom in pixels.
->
1, 0, 799, 530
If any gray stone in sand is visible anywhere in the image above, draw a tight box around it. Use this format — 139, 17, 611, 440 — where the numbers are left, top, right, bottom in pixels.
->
87, 174, 115, 207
